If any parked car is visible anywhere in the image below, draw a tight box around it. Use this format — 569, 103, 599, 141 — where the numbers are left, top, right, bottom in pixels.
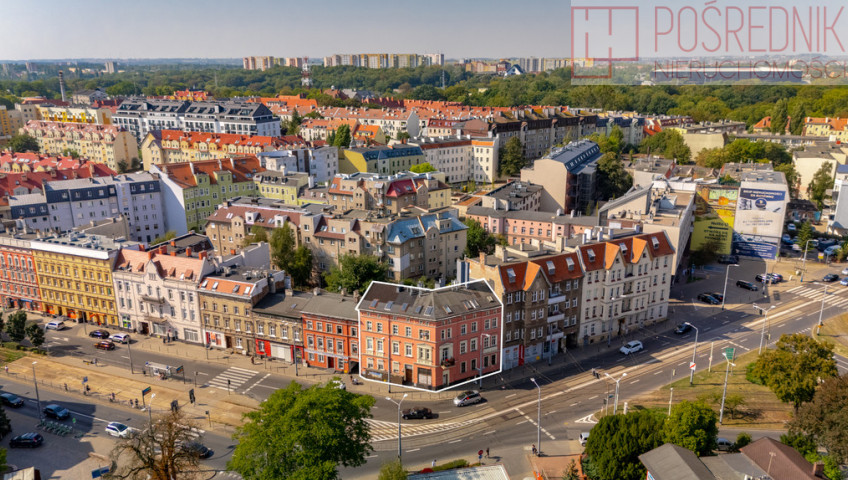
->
718, 255, 739, 265
9, 433, 43, 448
710, 292, 724, 302
619, 340, 644, 355
42, 404, 70, 420
45, 321, 65, 331
839, 277, 848, 286
453, 390, 483, 407
755, 274, 778, 284
674, 323, 692, 335
841, 267, 848, 275
787, 223, 797, 232
105, 422, 134, 438
736, 281, 758, 291
697, 293, 720, 305
94, 341, 115, 351
782, 234, 792, 243
823, 274, 840, 282
0, 393, 24, 408
819, 239, 838, 251
825, 245, 840, 256
110, 333, 130, 344
181, 441, 213, 459
810, 240, 820, 248
579, 432, 590, 446
716, 437, 733, 452
792, 244, 802, 252
89, 330, 110, 339
402, 407, 434, 420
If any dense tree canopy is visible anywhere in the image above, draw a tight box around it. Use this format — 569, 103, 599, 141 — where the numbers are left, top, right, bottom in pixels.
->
791, 374, 848, 464
639, 130, 691, 163
808, 163, 835, 209
662, 401, 719, 456
8, 134, 39, 153
584, 410, 665, 480
409, 162, 436, 173
230, 381, 374, 480
464, 218, 496, 258
323, 254, 389, 294
498, 137, 525, 177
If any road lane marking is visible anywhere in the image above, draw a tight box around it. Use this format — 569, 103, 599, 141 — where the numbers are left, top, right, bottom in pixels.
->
505, 393, 516, 398
406, 448, 420, 452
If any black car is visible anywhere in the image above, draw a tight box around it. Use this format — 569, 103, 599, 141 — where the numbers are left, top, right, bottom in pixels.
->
43, 404, 70, 420
710, 292, 724, 303
697, 293, 720, 305
823, 274, 840, 282
736, 280, 758, 291
674, 323, 692, 334
0, 393, 24, 408
10, 432, 43, 448
181, 441, 213, 459
89, 330, 110, 339
755, 274, 778, 284
718, 255, 739, 265
402, 407, 434, 420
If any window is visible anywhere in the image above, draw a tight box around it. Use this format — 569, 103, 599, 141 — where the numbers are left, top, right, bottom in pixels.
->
405, 344, 413, 357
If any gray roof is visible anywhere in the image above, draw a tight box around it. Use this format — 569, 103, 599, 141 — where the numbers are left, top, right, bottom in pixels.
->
252, 291, 313, 320
543, 140, 602, 174
701, 454, 770, 480
639, 444, 717, 480
301, 292, 359, 320
599, 185, 651, 214
358, 280, 500, 321
386, 211, 466, 244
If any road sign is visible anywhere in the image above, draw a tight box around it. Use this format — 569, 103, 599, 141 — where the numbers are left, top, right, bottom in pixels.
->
141, 386, 152, 396
91, 466, 110, 478
724, 347, 735, 361
689, 362, 696, 370
175, 365, 184, 374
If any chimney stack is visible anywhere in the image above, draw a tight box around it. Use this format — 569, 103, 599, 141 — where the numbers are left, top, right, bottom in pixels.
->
186, 246, 193, 257
170, 240, 176, 247
199, 251, 208, 260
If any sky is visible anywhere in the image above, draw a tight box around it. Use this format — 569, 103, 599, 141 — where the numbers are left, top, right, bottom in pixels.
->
0, 0, 572, 60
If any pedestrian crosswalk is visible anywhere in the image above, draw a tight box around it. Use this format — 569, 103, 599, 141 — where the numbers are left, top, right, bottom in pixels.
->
207, 367, 258, 392
366, 417, 481, 442
786, 285, 848, 307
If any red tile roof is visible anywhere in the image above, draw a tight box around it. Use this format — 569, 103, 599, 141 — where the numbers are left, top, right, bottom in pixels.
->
159, 130, 307, 149
115, 248, 207, 282
155, 157, 264, 189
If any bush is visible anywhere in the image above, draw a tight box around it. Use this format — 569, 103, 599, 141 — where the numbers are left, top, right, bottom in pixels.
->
734, 432, 752, 451
433, 459, 469, 471
2, 342, 18, 350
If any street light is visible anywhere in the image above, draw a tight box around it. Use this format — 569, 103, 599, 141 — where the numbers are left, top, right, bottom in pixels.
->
718, 360, 737, 424
530, 377, 541, 457
127, 337, 134, 374
721, 264, 739, 310
801, 239, 816, 280
814, 282, 828, 327
385, 394, 408, 462
147, 393, 156, 425
32, 362, 42, 421
685, 322, 699, 386
604, 372, 627, 414
478, 333, 492, 388
754, 304, 776, 354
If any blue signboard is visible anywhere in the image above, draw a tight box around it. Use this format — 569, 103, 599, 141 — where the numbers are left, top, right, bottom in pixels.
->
91, 466, 110, 478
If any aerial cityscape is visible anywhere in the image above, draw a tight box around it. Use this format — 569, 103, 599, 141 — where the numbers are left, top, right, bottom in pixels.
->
2, 1, 848, 479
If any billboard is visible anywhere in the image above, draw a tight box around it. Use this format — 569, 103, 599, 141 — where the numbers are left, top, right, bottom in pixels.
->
732, 233, 780, 260
692, 187, 738, 254
735, 188, 787, 238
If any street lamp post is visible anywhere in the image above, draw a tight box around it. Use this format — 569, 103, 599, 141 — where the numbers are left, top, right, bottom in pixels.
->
32, 362, 42, 421
721, 264, 739, 310
686, 322, 699, 386
127, 338, 134, 374
718, 360, 737, 424
668, 387, 674, 416
530, 378, 541, 456
762, 264, 769, 297
754, 304, 776, 354
604, 372, 627, 414
385, 394, 408, 462
147, 393, 156, 425
801, 239, 815, 281
816, 282, 828, 327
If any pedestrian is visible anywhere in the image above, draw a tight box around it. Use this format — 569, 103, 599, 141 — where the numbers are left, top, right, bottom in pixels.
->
532, 444, 537, 455
478, 450, 483, 463
432, 459, 436, 468
4, 365, 7, 374
486, 447, 490, 458
162, 335, 166, 344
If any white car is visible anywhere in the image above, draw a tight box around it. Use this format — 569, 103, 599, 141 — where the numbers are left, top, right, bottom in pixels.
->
619, 340, 644, 355
45, 321, 66, 330
825, 245, 840, 256
110, 333, 130, 344
105, 422, 134, 438
787, 223, 797, 232
841, 267, 848, 275
792, 244, 802, 252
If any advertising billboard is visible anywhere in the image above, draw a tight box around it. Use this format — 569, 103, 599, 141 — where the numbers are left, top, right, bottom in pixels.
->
731, 233, 781, 260
735, 188, 786, 237
692, 187, 737, 254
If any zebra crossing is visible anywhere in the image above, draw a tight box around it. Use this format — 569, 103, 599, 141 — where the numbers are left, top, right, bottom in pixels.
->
366, 417, 482, 442
206, 366, 259, 392
786, 285, 848, 307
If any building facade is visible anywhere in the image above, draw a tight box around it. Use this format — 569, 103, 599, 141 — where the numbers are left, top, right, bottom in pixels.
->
0, 233, 42, 312
20, 121, 139, 171
301, 291, 359, 372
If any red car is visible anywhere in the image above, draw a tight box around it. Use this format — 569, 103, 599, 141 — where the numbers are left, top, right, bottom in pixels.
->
94, 341, 115, 351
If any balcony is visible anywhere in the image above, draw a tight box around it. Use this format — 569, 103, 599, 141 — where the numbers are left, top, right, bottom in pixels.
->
548, 293, 564, 305
440, 357, 455, 368
547, 313, 565, 323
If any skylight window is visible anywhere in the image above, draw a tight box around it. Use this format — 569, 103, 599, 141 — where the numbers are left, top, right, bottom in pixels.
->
425, 306, 434, 315
506, 268, 516, 283
651, 237, 660, 249
233, 285, 240, 293
546, 260, 555, 275
212, 282, 219, 290
443, 305, 453, 314
370, 299, 379, 308
384, 301, 394, 311
566, 257, 575, 271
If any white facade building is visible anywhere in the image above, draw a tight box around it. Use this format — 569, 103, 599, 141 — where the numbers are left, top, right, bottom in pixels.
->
257, 146, 339, 183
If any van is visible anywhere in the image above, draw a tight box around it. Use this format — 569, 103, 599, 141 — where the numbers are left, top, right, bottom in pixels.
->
716, 437, 733, 451
579, 432, 590, 446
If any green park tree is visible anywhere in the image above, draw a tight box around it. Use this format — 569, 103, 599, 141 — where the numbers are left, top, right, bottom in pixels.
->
5, 311, 26, 343
789, 102, 808, 135
808, 163, 835, 210
796, 222, 814, 252
270, 224, 297, 272
770, 98, 789, 134
639, 130, 691, 163
323, 254, 389, 294
791, 373, 848, 464
662, 400, 719, 456
377, 459, 408, 480
289, 246, 314, 288
597, 152, 633, 199
24, 323, 44, 348
775, 163, 801, 198
242, 224, 269, 247
747, 333, 838, 413
498, 137, 525, 177
8, 134, 39, 153
409, 162, 436, 173
464, 218, 496, 258
332, 124, 352, 148
229, 381, 375, 480
584, 409, 665, 480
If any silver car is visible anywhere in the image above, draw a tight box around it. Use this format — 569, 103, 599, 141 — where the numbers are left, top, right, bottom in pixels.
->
453, 390, 482, 407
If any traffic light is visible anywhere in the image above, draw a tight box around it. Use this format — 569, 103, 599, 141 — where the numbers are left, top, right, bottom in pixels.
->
189, 389, 195, 404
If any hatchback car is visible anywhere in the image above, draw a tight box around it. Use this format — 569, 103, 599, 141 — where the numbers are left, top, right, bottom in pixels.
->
825, 246, 841, 256
0, 393, 24, 408
45, 321, 65, 330
755, 274, 778, 284
579, 432, 590, 446
781, 234, 792, 243
110, 333, 130, 344
716, 437, 733, 452
453, 390, 483, 407
402, 407, 434, 420
736, 280, 758, 291
89, 330, 110, 339
841, 267, 848, 275
105, 422, 133, 438
181, 441, 213, 459
710, 292, 724, 302
43, 404, 70, 420
840, 278, 848, 286
95, 341, 115, 351
824, 273, 840, 282
10, 432, 43, 448
787, 223, 797, 232
674, 323, 692, 335
619, 340, 644, 355
697, 293, 720, 305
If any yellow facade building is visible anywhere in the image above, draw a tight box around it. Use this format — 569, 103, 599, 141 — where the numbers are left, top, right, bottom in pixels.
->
36, 105, 112, 125
31, 234, 139, 326
20, 121, 138, 171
